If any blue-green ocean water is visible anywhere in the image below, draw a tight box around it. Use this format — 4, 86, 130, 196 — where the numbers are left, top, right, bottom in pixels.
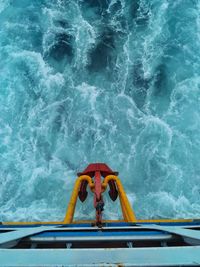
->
0, 0, 200, 221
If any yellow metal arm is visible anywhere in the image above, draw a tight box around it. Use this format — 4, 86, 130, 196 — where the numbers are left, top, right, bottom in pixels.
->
102, 175, 137, 222
64, 175, 94, 224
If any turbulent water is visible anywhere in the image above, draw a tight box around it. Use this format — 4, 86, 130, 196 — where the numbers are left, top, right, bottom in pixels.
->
0, 0, 200, 221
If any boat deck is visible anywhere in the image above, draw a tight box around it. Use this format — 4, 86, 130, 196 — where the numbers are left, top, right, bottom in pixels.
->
1, 221, 200, 266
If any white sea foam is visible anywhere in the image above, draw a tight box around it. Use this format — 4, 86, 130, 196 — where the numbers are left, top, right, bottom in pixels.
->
0, 0, 200, 222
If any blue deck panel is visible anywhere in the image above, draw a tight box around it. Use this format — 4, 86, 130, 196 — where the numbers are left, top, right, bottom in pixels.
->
35, 230, 169, 237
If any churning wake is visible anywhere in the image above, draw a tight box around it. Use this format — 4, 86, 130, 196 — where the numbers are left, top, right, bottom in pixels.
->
0, 0, 200, 221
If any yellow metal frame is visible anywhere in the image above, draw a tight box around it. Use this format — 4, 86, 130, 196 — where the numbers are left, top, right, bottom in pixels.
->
64, 175, 136, 224
2, 175, 198, 225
